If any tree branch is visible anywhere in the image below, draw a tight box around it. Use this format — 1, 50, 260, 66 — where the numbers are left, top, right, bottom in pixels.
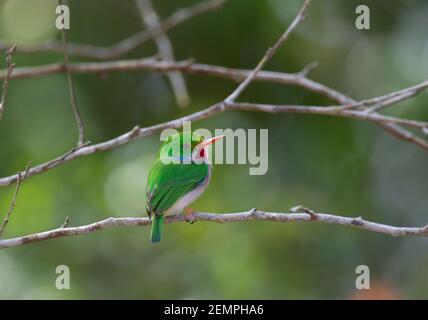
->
0, 44, 17, 120
2, 56, 427, 144
0, 161, 31, 238
227, 102, 428, 131
0, 75, 427, 188
0, 0, 226, 60
0, 58, 352, 103
225, 0, 311, 103
0, 208, 427, 249
136, 0, 190, 107
3, 57, 427, 114
340, 80, 428, 112
58, 0, 86, 147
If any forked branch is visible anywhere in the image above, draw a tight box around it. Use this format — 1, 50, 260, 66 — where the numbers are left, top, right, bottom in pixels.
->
0, 44, 17, 119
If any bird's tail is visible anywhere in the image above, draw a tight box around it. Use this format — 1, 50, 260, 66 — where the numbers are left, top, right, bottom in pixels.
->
150, 215, 164, 243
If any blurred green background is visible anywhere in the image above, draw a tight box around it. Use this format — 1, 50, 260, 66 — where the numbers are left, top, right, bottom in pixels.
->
0, 0, 428, 299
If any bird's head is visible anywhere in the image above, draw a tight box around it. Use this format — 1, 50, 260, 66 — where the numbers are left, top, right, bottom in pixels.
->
160, 132, 225, 164
192, 134, 225, 164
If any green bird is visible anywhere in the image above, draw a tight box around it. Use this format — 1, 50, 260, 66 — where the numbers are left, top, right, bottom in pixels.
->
146, 132, 224, 243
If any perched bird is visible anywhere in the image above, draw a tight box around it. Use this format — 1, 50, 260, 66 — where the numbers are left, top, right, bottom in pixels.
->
146, 132, 224, 243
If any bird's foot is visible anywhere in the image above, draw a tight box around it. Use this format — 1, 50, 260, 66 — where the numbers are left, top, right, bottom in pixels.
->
184, 208, 196, 224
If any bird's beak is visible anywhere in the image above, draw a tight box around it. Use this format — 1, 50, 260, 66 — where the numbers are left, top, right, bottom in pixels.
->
200, 135, 225, 148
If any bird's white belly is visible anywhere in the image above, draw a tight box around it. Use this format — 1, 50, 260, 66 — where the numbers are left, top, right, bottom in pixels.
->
166, 166, 211, 215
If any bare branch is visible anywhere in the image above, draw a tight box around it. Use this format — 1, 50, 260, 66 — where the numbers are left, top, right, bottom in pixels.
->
227, 102, 428, 131
0, 103, 222, 187
366, 92, 418, 113
0, 58, 353, 104
340, 80, 428, 111
297, 61, 319, 78
58, 0, 86, 147
0, 161, 31, 238
1, 88, 427, 188
0, 208, 427, 249
0, 0, 226, 60
136, 0, 190, 107
0, 44, 17, 119
228, 102, 428, 151
0, 140, 96, 187
379, 122, 428, 150
225, 0, 311, 103
2, 58, 426, 115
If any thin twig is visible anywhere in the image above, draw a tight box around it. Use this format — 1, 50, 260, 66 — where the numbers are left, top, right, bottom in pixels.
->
136, 0, 190, 107
0, 44, 17, 119
297, 61, 318, 77
61, 216, 70, 229
0, 161, 31, 237
224, 0, 311, 103
58, 0, 85, 147
0, 208, 427, 249
366, 93, 415, 113
0, 0, 226, 60
340, 80, 428, 111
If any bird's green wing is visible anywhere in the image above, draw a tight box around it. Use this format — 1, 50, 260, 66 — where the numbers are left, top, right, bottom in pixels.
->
146, 160, 208, 216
